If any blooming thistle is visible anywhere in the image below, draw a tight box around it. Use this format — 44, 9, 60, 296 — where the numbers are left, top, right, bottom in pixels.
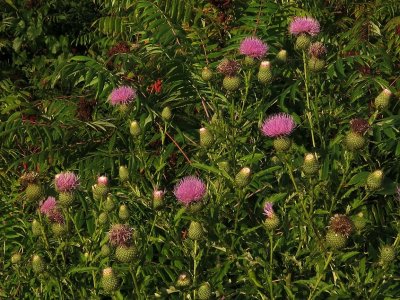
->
108, 86, 137, 106
289, 17, 320, 36
174, 176, 206, 206
39, 196, 64, 224
108, 224, 133, 247
261, 113, 296, 138
263, 202, 279, 230
40, 196, 57, 216
55, 172, 79, 192
239, 37, 268, 59
263, 202, 275, 218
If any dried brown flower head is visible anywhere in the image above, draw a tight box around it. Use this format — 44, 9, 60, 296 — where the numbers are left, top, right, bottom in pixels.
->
329, 214, 354, 237
309, 42, 327, 58
350, 118, 369, 135
217, 59, 240, 76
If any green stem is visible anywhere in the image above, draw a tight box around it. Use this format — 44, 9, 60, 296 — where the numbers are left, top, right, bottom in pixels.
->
269, 233, 274, 300
131, 266, 141, 299
303, 50, 316, 148
193, 239, 198, 300
308, 252, 333, 300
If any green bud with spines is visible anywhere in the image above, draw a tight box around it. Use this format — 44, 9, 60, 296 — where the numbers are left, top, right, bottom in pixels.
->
302, 153, 319, 175
200, 127, 214, 148
352, 212, 367, 231
153, 190, 164, 209
197, 282, 212, 299
101, 244, 111, 257
218, 161, 230, 173
380, 245, 396, 265
119, 165, 129, 182
308, 57, 325, 72
101, 267, 119, 294
243, 56, 255, 66
223, 76, 241, 91
235, 167, 251, 188
374, 89, 392, 111
51, 223, 68, 237
11, 253, 22, 264
32, 254, 45, 273
25, 183, 42, 202
115, 245, 137, 263
201, 67, 213, 82
344, 131, 366, 151
326, 230, 347, 249
188, 221, 204, 240
130, 120, 141, 137
367, 170, 384, 190
104, 195, 115, 212
295, 34, 311, 50
276, 49, 288, 62
118, 204, 130, 221
176, 272, 191, 287
98, 212, 108, 225
161, 106, 172, 121
59, 192, 74, 207
264, 215, 280, 231
32, 219, 42, 236
258, 61, 272, 84
273, 137, 292, 152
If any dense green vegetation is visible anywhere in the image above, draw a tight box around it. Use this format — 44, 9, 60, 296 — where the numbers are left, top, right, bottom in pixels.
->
1, 0, 400, 298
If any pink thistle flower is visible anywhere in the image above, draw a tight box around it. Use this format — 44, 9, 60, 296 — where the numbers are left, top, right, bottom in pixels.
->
98, 176, 108, 186
153, 190, 165, 201
55, 172, 79, 192
263, 202, 275, 218
239, 37, 268, 59
174, 176, 206, 206
261, 113, 296, 138
109, 86, 137, 105
289, 17, 320, 36
109, 224, 133, 246
40, 196, 64, 224
40, 196, 57, 216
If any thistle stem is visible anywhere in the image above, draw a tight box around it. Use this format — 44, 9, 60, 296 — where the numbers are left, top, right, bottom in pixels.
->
269, 233, 275, 300
193, 239, 198, 299
308, 251, 333, 300
131, 266, 141, 299
303, 50, 316, 148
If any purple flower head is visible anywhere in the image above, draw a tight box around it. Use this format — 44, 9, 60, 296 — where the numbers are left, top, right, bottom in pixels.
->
40, 196, 64, 224
109, 224, 133, 246
174, 176, 206, 206
239, 37, 268, 59
55, 172, 79, 192
289, 17, 320, 36
261, 113, 296, 138
109, 86, 137, 105
98, 176, 108, 186
40, 196, 57, 216
263, 202, 275, 218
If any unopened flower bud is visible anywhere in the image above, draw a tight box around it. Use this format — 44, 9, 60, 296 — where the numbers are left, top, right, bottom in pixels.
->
161, 106, 172, 121
119, 166, 129, 182
118, 204, 130, 220
130, 120, 141, 136
367, 170, 384, 190
153, 190, 165, 209
235, 167, 251, 188
32, 254, 45, 273
276, 50, 287, 62
11, 253, 22, 264
200, 127, 214, 148
201, 67, 213, 82
374, 89, 392, 110
101, 267, 119, 293
302, 153, 319, 175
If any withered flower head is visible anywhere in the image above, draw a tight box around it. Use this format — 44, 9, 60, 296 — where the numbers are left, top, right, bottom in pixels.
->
217, 59, 240, 76
329, 214, 354, 237
108, 224, 133, 247
20, 172, 40, 187
350, 118, 369, 135
308, 42, 327, 58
